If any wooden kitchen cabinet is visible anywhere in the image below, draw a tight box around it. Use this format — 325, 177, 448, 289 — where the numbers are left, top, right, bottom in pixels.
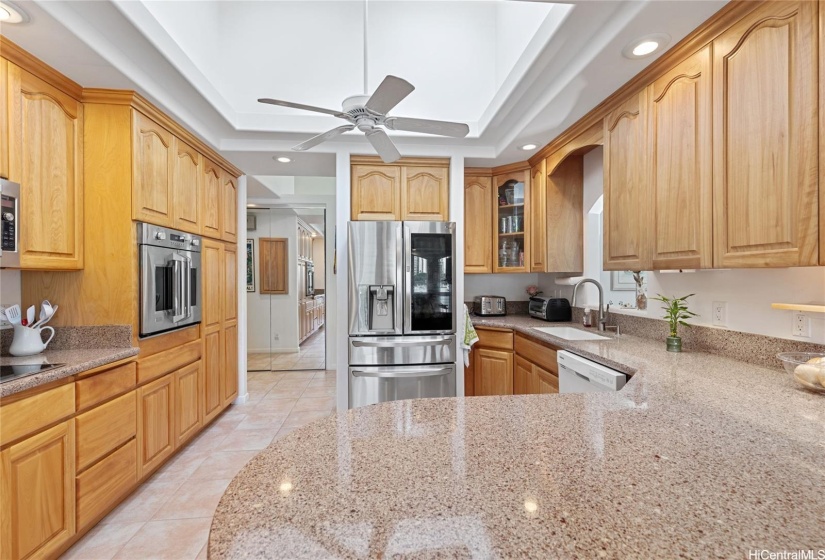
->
463, 174, 493, 273
222, 242, 239, 406
132, 110, 173, 227
136, 374, 174, 479
351, 164, 402, 220
202, 238, 224, 423
474, 348, 514, 396
529, 161, 546, 272
0, 59, 8, 179
647, 46, 713, 270
260, 238, 288, 295
402, 166, 449, 221
514, 355, 531, 395
603, 91, 649, 271
0, 420, 76, 560
171, 137, 200, 233
200, 157, 222, 239
712, 1, 818, 267
492, 169, 530, 272
544, 155, 584, 273
174, 361, 203, 447
223, 323, 239, 407
8, 64, 84, 270
222, 171, 238, 243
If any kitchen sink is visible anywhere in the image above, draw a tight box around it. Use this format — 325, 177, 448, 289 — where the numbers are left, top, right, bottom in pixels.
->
532, 326, 610, 341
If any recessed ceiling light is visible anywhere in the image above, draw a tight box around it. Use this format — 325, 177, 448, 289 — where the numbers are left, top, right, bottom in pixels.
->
520, 144, 537, 151
0, 1, 29, 23
622, 33, 670, 59
275, 156, 291, 163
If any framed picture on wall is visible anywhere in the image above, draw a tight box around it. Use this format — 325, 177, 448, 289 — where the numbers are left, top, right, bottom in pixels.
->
246, 239, 255, 292
611, 270, 638, 291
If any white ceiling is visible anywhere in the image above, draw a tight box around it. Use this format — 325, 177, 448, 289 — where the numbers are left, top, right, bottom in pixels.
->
3, 0, 728, 174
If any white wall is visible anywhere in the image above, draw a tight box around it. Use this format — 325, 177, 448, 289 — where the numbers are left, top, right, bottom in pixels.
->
246, 210, 299, 353
575, 146, 825, 344
0, 269, 21, 306
465, 273, 539, 302
312, 237, 325, 290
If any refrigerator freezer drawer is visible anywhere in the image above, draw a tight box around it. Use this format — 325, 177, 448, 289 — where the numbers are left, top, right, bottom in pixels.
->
349, 364, 456, 408
349, 335, 456, 366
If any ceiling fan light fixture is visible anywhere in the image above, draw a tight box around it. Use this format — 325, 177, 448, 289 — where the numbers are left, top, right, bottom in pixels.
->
622, 33, 670, 59
0, 1, 29, 23
520, 144, 537, 151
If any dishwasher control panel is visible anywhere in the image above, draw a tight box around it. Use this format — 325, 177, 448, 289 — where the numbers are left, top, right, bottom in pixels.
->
557, 351, 627, 393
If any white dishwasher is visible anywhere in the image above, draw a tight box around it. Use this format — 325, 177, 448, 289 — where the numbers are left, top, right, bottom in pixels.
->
557, 351, 627, 393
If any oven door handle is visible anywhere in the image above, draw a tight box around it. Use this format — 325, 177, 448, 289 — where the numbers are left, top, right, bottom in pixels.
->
350, 366, 453, 379
183, 256, 193, 319
351, 339, 451, 348
170, 254, 186, 323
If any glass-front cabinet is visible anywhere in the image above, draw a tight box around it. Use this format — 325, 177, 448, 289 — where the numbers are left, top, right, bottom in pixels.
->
493, 170, 530, 272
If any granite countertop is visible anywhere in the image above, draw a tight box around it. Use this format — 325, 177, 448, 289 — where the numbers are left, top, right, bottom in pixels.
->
209, 319, 825, 558
0, 326, 138, 398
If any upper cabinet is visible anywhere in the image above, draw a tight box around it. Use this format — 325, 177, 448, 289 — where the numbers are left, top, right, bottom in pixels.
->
493, 169, 530, 273
544, 155, 583, 273
221, 171, 238, 243
351, 157, 449, 221
171, 138, 200, 234
8, 65, 84, 270
529, 161, 545, 272
712, 1, 818, 267
463, 174, 493, 273
132, 111, 173, 227
647, 46, 713, 270
201, 158, 222, 239
603, 92, 649, 271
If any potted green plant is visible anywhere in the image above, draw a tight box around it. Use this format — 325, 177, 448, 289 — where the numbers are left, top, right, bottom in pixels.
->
651, 294, 697, 352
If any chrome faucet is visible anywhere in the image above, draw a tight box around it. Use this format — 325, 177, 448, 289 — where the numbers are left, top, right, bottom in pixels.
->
572, 278, 607, 332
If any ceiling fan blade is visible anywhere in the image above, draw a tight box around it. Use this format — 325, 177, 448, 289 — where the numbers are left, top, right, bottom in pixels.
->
258, 98, 346, 118
364, 75, 415, 115
384, 116, 469, 138
292, 124, 355, 151
365, 129, 401, 163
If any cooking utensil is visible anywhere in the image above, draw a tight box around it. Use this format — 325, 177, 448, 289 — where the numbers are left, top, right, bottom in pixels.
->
38, 300, 53, 324
5, 305, 21, 325
31, 304, 58, 329
26, 305, 35, 326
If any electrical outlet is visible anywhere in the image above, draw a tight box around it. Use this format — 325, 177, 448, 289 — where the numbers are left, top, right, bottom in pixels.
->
0, 304, 12, 330
793, 312, 811, 338
712, 301, 727, 327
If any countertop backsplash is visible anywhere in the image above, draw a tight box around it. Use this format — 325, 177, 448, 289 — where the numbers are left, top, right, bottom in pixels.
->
1, 324, 133, 355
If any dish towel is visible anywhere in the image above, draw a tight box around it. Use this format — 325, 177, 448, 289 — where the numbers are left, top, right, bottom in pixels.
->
461, 304, 479, 367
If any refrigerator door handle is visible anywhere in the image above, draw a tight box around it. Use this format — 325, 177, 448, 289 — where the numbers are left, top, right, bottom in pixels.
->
351, 366, 453, 379
351, 339, 451, 348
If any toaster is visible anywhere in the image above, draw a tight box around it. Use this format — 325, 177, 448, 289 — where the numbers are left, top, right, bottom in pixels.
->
473, 296, 507, 316
529, 296, 572, 322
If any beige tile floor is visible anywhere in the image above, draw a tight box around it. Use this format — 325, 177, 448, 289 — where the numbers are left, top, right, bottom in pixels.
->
62, 369, 337, 560
247, 327, 326, 372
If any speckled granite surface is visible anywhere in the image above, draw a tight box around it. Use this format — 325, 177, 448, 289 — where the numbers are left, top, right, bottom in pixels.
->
209, 322, 825, 559
0, 325, 137, 398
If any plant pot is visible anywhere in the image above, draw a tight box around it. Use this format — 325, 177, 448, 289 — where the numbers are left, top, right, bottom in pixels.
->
666, 336, 682, 352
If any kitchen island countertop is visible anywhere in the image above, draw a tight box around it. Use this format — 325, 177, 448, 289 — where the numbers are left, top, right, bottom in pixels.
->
209, 319, 825, 558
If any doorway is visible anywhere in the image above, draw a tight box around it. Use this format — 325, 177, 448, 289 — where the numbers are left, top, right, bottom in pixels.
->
246, 206, 326, 372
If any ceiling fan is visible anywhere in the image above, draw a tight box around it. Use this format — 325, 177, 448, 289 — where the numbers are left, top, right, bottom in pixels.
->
257, 1, 469, 163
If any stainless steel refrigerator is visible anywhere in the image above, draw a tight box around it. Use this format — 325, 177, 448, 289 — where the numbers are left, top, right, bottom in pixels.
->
348, 221, 456, 408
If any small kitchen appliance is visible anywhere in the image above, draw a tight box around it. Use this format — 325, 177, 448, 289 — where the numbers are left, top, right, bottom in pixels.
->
529, 296, 572, 322
0, 178, 20, 268
473, 296, 506, 316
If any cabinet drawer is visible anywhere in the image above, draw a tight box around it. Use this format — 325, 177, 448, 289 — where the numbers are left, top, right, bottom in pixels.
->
515, 333, 558, 374
75, 392, 136, 472
137, 339, 201, 384
76, 438, 137, 530
0, 384, 75, 446
76, 362, 136, 411
476, 328, 513, 351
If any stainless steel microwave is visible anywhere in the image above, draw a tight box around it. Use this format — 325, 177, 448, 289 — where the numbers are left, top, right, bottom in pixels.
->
138, 222, 202, 337
0, 179, 20, 268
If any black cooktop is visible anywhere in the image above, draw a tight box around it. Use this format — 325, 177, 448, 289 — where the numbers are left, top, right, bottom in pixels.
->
0, 363, 66, 384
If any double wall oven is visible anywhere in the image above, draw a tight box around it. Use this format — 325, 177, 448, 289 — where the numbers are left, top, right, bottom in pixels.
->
138, 222, 202, 337
348, 221, 456, 408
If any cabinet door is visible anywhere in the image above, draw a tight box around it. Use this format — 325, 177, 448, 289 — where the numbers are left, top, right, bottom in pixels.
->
492, 170, 530, 273
648, 46, 713, 270
172, 138, 200, 233
259, 238, 288, 295
351, 164, 401, 220
603, 92, 649, 271
463, 175, 493, 273
514, 356, 531, 395
402, 166, 449, 221
222, 323, 238, 406
0, 59, 8, 180
0, 420, 75, 560
474, 348, 513, 396
137, 374, 174, 479
529, 162, 546, 272
203, 330, 222, 424
201, 158, 222, 239
222, 171, 238, 243
175, 361, 203, 446
10, 66, 84, 269
712, 1, 818, 267
132, 111, 173, 227
534, 365, 559, 394
202, 239, 223, 332
224, 243, 237, 324
545, 155, 584, 273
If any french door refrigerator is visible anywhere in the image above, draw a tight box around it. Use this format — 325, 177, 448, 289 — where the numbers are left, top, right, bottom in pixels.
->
348, 221, 456, 408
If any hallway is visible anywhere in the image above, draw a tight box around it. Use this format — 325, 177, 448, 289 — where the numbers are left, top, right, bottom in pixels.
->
247, 326, 325, 371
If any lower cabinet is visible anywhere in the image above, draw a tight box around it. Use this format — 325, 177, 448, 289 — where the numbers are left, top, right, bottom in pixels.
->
474, 348, 514, 396
75, 439, 136, 531
222, 324, 239, 407
203, 330, 223, 424
0, 420, 76, 560
137, 375, 175, 479
516, 356, 559, 395
174, 361, 203, 447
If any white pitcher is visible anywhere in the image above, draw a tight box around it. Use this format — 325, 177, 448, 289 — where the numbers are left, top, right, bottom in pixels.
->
9, 324, 55, 357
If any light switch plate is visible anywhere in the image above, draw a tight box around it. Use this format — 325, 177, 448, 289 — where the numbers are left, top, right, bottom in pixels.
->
712, 301, 727, 327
